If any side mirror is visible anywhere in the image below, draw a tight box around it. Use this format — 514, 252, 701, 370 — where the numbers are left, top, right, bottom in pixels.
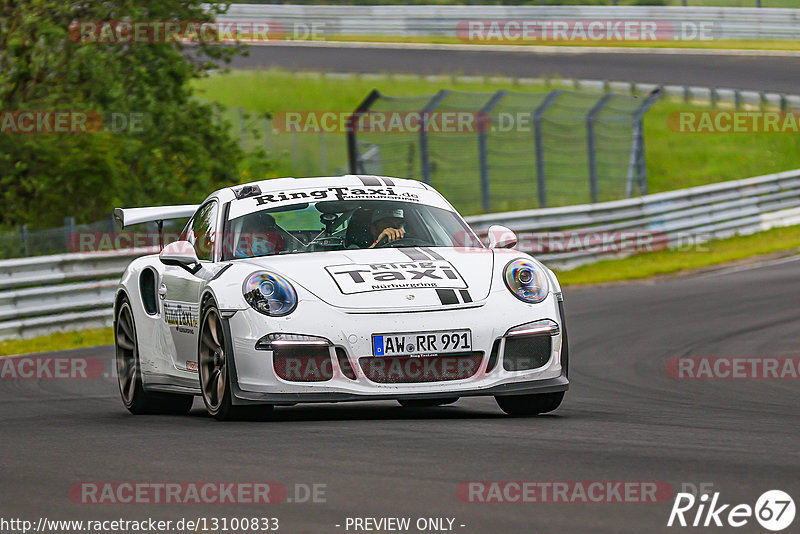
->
487, 225, 518, 249
159, 241, 201, 273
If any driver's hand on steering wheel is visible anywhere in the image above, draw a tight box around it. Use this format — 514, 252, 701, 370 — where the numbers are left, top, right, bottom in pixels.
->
369, 227, 404, 248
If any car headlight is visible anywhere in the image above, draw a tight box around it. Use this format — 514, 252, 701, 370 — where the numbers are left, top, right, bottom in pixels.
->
503, 259, 549, 304
243, 272, 297, 316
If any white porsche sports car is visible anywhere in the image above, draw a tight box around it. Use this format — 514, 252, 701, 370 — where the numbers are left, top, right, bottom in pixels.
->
113, 175, 569, 420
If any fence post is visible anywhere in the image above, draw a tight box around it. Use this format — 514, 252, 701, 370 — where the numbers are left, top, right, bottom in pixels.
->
635, 121, 647, 196
586, 94, 613, 204
629, 88, 662, 197
64, 216, 75, 252
533, 90, 562, 208
319, 132, 327, 175
238, 108, 246, 148
291, 132, 298, 174
20, 225, 29, 257
418, 90, 449, 185
347, 89, 381, 174
477, 90, 507, 213
265, 116, 272, 153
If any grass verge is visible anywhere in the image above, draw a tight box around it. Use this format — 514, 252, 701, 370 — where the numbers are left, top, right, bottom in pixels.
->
0, 328, 113, 357
556, 224, 800, 286
317, 35, 800, 52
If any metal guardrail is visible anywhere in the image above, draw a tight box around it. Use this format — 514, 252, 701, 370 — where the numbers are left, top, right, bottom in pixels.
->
2, 170, 800, 339
222, 5, 800, 40
0, 250, 154, 340
466, 169, 800, 269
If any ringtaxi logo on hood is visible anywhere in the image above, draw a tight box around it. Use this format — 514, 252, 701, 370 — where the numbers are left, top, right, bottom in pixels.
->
326, 260, 467, 294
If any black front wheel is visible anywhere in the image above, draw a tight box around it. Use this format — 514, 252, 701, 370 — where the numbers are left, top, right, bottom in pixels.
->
495, 392, 564, 416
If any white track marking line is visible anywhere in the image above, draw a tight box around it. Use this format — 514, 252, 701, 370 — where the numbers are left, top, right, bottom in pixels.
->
693, 254, 800, 279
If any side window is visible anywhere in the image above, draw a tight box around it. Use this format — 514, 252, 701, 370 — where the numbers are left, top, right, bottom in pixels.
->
190, 202, 218, 261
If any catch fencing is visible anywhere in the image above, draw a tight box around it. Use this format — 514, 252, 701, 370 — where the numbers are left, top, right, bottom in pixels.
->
224, 72, 800, 215
5, 75, 800, 260
2, 168, 799, 339
347, 87, 660, 213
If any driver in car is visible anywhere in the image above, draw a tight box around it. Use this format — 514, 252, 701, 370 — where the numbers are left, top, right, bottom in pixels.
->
368, 208, 405, 248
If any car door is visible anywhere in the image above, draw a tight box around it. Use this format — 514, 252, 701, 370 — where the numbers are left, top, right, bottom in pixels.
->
160, 200, 219, 373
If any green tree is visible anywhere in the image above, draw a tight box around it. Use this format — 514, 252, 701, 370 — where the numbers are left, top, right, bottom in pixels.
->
0, 0, 247, 227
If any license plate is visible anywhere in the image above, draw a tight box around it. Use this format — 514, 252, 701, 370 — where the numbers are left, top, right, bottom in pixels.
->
372, 329, 472, 357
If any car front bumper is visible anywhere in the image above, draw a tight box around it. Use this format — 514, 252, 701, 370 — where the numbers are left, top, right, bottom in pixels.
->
224, 290, 568, 405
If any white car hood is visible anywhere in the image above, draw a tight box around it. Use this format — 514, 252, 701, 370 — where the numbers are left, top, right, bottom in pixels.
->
241, 247, 495, 311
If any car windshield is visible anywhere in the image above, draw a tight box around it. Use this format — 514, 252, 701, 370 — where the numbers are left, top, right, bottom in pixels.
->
224, 200, 483, 259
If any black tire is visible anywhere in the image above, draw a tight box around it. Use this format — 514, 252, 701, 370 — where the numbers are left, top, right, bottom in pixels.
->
495, 392, 564, 416
198, 303, 273, 421
115, 298, 194, 415
397, 397, 459, 408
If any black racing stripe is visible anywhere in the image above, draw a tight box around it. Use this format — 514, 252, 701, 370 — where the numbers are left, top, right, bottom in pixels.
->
399, 248, 429, 261
459, 290, 473, 303
436, 289, 459, 305
381, 177, 395, 186
358, 176, 381, 186
421, 247, 444, 260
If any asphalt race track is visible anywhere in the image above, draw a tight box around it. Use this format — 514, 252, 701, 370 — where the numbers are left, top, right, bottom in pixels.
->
231, 43, 800, 93
2, 256, 799, 533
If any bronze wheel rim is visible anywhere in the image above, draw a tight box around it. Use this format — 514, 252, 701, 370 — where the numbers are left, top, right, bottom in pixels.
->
199, 309, 226, 411
115, 303, 137, 405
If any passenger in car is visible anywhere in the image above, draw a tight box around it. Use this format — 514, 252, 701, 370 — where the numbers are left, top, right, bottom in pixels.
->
235, 212, 286, 258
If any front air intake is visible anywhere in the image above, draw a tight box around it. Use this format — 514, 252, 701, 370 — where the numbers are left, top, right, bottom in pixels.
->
502, 336, 552, 371
272, 346, 334, 382
359, 353, 483, 383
